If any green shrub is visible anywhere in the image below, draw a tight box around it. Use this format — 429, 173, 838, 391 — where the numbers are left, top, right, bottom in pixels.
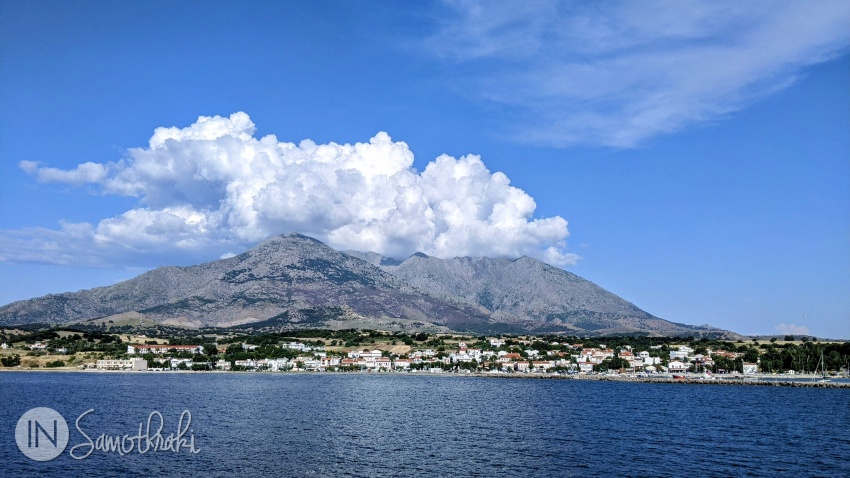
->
1, 355, 21, 367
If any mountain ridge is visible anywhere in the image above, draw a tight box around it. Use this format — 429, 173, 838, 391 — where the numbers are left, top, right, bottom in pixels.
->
0, 233, 738, 337
345, 249, 728, 337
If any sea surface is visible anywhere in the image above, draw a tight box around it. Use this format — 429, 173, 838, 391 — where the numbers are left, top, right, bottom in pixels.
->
1, 372, 848, 477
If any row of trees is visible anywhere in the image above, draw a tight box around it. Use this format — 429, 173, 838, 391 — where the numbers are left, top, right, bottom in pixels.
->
756, 341, 849, 373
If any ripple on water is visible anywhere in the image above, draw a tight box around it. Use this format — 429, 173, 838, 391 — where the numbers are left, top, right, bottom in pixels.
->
0, 373, 848, 477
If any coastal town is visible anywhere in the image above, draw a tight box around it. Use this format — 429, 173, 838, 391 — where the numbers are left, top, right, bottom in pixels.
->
104, 340, 756, 375
2, 328, 847, 381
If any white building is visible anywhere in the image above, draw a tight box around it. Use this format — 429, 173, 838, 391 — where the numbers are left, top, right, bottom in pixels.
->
234, 359, 258, 369
532, 361, 554, 371
216, 360, 231, 371
96, 358, 147, 371
667, 361, 691, 373
170, 358, 196, 369
643, 356, 662, 366
578, 348, 614, 364
127, 344, 202, 355
270, 358, 292, 371
349, 349, 383, 360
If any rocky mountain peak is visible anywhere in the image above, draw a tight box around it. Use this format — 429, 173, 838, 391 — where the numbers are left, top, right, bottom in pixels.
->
0, 234, 738, 338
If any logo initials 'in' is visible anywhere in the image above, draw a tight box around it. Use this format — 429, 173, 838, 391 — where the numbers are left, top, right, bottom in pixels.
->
16, 408, 69, 461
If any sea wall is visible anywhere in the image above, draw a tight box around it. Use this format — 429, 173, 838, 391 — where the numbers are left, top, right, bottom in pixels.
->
464, 372, 850, 388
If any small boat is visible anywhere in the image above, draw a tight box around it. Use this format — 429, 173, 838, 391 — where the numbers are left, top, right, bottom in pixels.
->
672, 374, 686, 380
813, 350, 832, 383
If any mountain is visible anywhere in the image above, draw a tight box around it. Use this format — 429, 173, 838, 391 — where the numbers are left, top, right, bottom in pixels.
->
345, 251, 729, 337
0, 233, 735, 337
0, 234, 491, 332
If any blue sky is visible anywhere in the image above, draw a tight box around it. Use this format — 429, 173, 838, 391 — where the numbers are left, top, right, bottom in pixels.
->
1, 1, 848, 338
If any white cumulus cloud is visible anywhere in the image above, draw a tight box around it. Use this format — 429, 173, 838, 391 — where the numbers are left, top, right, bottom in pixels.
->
425, 0, 850, 147
4, 112, 576, 268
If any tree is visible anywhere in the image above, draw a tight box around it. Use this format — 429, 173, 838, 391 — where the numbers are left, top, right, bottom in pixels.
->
712, 355, 734, 373
742, 347, 759, 363
203, 343, 218, 356
1, 354, 21, 367
598, 356, 630, 371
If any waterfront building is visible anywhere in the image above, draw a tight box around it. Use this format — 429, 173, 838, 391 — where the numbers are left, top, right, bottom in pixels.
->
127, 344, 203, 355
96, 358, 148, 371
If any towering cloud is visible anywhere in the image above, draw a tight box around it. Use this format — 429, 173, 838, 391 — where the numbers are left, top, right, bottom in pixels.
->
9, 113, 576, 268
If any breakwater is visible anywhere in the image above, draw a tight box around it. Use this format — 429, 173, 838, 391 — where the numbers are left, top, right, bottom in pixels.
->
464, 372, 850, 388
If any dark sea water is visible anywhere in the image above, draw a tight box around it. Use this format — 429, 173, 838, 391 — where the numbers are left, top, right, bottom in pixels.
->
1, 372, 848, 477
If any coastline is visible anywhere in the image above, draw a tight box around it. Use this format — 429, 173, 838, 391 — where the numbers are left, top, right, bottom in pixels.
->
462, 372, 850, 388
2, 367, 848, 388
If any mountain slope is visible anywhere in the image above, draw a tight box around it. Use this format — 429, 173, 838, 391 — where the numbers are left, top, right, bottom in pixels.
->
0, 234, 735, 337
348, 251, 731, 337
0, 234, 492, 331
